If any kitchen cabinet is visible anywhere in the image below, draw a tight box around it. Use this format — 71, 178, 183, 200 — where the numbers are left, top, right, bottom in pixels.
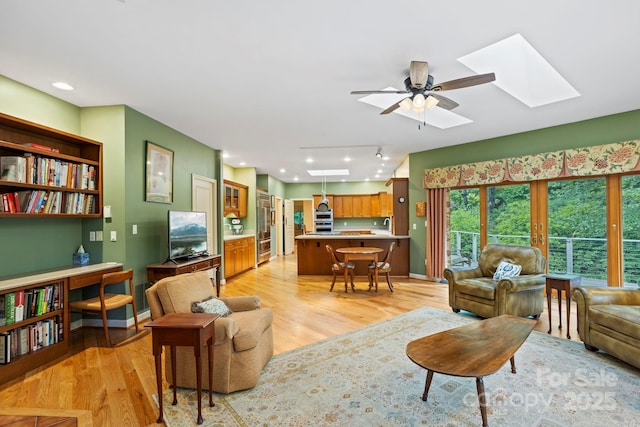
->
379, 192, 393, 217
224, 180, 248, 218
314, 192, 391, 218
224, 236, 255, 278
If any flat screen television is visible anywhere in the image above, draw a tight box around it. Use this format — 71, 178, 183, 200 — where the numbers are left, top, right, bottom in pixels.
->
168, 210, 208, 261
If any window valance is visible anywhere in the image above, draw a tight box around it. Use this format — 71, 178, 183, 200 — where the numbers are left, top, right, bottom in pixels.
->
423, 140, 640, 189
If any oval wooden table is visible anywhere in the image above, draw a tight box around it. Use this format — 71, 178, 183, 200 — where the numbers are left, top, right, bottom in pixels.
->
406, 315, 536, 427
335, 246, 383, 291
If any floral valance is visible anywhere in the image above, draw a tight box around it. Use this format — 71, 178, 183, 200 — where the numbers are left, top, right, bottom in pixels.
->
424, 140, 640, 189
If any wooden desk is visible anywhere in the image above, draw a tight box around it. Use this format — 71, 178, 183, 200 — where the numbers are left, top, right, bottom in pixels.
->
146, 312, 218, 425
336, 247, 383, 291
406, 315, 536, 427
546, 273, 582, 339
147, 254, 222, 296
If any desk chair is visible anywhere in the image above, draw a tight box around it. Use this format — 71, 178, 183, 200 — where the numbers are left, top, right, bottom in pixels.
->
368, 241, 395, 292
326, 245, 355, 292
69, 269, 139, 347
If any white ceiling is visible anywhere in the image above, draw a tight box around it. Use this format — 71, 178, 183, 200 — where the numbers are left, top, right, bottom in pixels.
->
1, 1, 639, 183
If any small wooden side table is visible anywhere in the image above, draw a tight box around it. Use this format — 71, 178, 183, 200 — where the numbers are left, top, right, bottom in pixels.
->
145, 312, 219, 425
546, 274, 582, 339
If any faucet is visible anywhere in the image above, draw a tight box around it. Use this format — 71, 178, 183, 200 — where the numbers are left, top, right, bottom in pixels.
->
383, 217, 391, 232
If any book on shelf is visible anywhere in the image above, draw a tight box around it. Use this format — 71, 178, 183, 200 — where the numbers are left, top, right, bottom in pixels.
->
18, 327, 29, 356
14, 290, 24, 323
17, 142, 60, 153
4, 293, 15, 326
0, 332, 9, 364
0, 156, 27, 183
0, 295, 5, 327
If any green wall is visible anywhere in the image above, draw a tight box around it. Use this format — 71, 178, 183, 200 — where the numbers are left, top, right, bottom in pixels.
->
0, 76, 86, 274
0, 76, 221, 319
408, 109, 640, 277
284, 180, 388, 199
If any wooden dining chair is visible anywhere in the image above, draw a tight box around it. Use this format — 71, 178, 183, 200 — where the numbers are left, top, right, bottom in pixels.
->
368, 241, 396, 292
325, 245, 355, 292
69, 269, 139, 347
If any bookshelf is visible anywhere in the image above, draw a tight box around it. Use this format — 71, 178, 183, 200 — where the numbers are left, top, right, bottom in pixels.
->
0, 263, 122, 384
0, 279, 67, 383
0, 112, 103, 217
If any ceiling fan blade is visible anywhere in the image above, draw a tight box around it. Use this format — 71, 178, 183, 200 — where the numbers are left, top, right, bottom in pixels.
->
432, 72, 496, 91
380, 98, 406, 115
351, 90, 408, 95
409, 61, 429, 89
429, 93, 459, 110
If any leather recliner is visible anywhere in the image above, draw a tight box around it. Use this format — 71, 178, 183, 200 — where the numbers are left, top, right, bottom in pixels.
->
573, 286, 640, 369
444, 244, 546, 318
145, 271, 274, 393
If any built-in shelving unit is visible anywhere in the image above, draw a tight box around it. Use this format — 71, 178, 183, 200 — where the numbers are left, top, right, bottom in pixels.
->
0, 112, 103, 217
0, 277, 68, 384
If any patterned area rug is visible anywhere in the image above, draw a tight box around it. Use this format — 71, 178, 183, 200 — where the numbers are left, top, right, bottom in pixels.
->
156, 307, 640, 426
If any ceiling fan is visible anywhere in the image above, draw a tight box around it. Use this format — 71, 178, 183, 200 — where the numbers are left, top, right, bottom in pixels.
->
351, 61, 495, 115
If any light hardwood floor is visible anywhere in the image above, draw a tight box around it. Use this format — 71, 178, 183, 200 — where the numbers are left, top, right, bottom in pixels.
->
0, 253, 580, 427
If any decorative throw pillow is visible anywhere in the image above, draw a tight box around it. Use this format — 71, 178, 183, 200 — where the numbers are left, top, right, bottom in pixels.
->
191, 296, 233, 317
493, 260, 522, 279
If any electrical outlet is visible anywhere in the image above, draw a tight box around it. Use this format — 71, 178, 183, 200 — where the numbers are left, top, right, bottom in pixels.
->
132, 224, 138, 234
413, 224, 416, 230
110, 231, 117, 241
89, 231, 96, 241
373, 221, 377, 225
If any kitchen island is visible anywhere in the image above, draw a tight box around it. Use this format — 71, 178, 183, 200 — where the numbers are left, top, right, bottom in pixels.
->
295, 233, 409, 276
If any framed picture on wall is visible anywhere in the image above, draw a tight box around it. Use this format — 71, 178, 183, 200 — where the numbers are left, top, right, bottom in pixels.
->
145, 141, 174, 203
271, 210, 276, 226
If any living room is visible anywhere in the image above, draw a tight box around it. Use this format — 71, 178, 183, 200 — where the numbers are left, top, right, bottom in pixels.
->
2, 1, 640, 425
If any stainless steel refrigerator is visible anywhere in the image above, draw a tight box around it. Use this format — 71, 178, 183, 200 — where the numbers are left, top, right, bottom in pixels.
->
257, 190, 271, 263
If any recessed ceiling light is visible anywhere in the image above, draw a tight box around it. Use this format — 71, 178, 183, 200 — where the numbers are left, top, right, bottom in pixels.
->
344, 157, 351, 162
458, 33, 580, 107
222, 153, 230, 159
307, 169, 349, 176
280, 168, 286, 173
239, 162, 246, 166
52, 82, 74, 91
293, 176, 299, 181
306, 158, 313, 163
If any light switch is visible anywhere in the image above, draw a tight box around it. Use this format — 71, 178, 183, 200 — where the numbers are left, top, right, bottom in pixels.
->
103, 205, 112, 218
413, 224, 416, 230
96, 230, 103, 241
132, 224, 138, 234
89, 231, 96, 241
110, 231, 117, 241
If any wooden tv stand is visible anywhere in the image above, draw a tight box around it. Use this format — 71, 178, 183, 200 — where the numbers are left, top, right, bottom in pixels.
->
146, 254, 222, 296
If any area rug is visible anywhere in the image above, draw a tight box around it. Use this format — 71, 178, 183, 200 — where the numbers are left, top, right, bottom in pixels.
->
156, 307, 640, 426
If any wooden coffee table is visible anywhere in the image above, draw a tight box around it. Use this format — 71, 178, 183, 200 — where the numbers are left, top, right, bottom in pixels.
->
406, 315, 536, 427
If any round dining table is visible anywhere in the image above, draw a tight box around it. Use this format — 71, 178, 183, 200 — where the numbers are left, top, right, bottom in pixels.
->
335, 246, 384, 291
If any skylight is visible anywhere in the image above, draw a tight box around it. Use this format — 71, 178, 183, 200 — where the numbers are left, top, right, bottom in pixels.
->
458, 33, 580, 108
307, 169, 350, 176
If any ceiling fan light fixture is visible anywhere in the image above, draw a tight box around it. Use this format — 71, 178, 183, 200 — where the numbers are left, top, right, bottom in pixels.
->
425, 95, 440, 109
412, 93, 426, 110
399, 98, 413, 111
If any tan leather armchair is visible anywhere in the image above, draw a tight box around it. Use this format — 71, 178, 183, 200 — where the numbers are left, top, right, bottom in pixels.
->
145, 271, 274, 393
444, 244, 546, 318
573, 286, 640, 369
